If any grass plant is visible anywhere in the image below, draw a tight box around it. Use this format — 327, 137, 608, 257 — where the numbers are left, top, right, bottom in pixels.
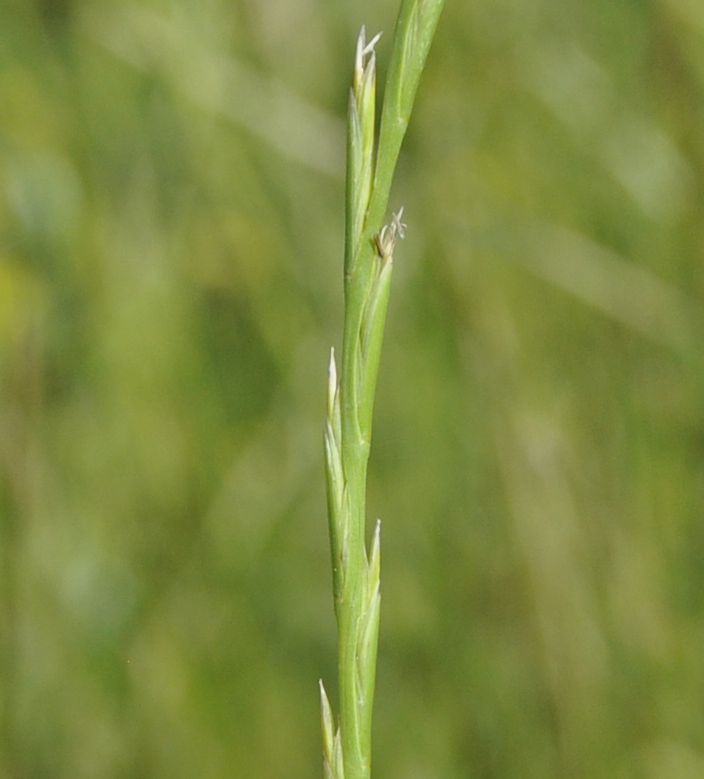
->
4, 2, 703, 778
320, 3, 445, 778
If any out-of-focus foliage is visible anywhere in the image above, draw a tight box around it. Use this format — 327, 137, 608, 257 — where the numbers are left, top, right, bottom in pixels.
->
1, 1, 704, 777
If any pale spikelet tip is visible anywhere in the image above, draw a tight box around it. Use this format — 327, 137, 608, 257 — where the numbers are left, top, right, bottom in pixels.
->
327, 347, 338, 416
319, 679, 335, 750
355, 25, 383, 87
369, 519, 381, 593
375, 207, 408, 259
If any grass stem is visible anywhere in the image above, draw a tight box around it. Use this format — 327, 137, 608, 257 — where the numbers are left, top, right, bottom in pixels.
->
321, 3, 445, 778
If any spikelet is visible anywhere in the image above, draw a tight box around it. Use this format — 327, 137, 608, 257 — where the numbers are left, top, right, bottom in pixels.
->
320, 681, 345, 779
346, 26, 381, 269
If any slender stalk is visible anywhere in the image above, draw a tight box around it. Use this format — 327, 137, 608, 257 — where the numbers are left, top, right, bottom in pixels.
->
321, 3, 445, 779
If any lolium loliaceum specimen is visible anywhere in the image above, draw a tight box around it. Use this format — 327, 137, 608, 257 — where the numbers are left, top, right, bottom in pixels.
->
319, 3, 445, 779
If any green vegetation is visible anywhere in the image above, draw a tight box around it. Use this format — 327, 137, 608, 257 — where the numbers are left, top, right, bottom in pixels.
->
1, 2, 704, 779
321, 5, 444, 778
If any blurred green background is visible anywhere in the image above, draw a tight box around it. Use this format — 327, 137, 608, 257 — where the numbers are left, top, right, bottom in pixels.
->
2, 0, 704, 777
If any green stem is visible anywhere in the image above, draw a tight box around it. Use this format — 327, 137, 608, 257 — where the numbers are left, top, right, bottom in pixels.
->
322, 4, 445, 779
